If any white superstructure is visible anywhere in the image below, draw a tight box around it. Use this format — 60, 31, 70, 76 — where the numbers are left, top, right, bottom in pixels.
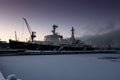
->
44, 25, 63, 45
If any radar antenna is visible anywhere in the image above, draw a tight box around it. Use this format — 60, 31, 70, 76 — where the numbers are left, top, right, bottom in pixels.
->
52, 25, 58, 35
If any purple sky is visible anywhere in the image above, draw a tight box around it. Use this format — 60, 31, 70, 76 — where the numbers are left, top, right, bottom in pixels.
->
0, 0, 120, 41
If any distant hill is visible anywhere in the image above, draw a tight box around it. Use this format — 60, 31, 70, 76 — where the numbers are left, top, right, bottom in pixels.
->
80, 29, 120, 48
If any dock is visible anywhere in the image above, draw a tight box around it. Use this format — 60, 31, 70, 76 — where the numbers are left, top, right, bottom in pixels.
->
0, 49, 24, 56
0, 49, 119, 56
23, 50, 119, 55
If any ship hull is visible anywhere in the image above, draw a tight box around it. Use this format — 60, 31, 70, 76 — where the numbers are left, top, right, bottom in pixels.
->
9, 40, 94, 51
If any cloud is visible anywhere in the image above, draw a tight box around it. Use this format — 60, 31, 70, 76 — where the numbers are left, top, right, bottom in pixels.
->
80, 28, 120, 48
81, 21, 118, 36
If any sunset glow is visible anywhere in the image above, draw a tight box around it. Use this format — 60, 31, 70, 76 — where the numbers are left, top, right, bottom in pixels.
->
0, 0, 120, 42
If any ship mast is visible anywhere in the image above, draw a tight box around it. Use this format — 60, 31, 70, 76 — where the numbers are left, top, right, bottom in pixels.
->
15, 31, 17, 41
71, 27, 75, 40
52, 25, 58, 35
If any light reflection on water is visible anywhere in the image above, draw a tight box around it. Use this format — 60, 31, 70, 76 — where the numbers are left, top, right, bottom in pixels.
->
0, 54, 120, 80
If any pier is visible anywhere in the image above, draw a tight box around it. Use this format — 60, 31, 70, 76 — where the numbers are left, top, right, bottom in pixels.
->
23, 50, 119, 55
0, 49, 119, 56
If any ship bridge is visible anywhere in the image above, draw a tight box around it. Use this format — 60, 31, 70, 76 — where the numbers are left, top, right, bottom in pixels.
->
44, 25, 63, 45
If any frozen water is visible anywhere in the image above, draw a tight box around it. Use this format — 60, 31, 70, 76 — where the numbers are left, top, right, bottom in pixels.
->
0, 54, 120, 80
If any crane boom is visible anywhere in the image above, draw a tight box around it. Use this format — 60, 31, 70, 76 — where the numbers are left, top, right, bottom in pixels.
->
23, 17, 32, 36
23, 17, 36, 42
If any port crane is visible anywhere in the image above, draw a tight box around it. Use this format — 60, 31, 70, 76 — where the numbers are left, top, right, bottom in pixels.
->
23, 17, 36, 42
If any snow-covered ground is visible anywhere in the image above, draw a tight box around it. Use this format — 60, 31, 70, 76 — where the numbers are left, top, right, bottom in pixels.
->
0, 54, 120, 80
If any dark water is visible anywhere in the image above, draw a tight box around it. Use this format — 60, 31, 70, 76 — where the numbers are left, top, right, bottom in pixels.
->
0, 54, 120, 80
